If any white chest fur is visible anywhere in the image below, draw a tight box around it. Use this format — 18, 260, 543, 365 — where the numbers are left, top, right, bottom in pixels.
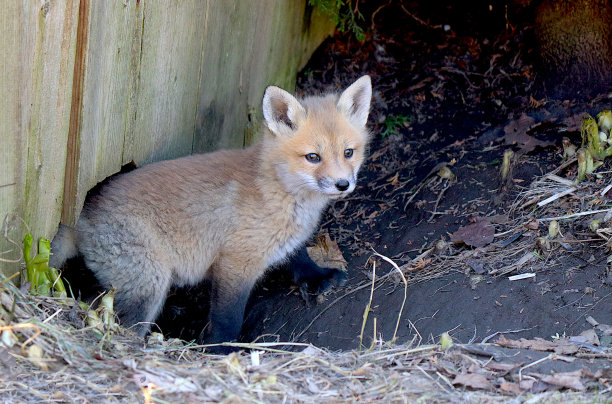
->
267, 194, 328, 267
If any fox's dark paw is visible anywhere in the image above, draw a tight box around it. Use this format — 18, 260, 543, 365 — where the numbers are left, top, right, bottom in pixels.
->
289, 247, 348, 296
308, 267, 347, 294
295, 266, 348, 295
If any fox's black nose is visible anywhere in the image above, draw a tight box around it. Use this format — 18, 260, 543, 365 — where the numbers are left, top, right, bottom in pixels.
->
335, 179, 350, 191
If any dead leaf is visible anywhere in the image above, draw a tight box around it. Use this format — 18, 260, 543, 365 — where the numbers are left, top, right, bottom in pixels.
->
539, 370, 586, 391
569, 329, 600, 346
467, 259, 485, 274
307, 233, 348, 271
519, 379, 534, 391
484, 214, 509, 225
596, 323, 612, 336
452, 373, 494, 390
500, 381, 521, 394
387, 172, 400, 186
486, 362, 519, 373
528, 96, 545, 108
524, 219, 539, 230
451, 221, 495, 248
26, 344, 48, 370
352, 364, 372, 376
504, 113, 534, 134
503, 113, 554, 153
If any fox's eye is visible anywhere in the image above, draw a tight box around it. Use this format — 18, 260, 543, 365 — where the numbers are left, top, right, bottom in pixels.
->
305, 153, 321, 163
344, 148, 354, 158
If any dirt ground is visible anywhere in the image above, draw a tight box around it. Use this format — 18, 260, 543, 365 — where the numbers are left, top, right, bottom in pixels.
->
151, 1, 612, 353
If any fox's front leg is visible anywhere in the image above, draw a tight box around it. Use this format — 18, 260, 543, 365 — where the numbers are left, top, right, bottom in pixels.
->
289, 247, 347, 294
203, 266, 257, 354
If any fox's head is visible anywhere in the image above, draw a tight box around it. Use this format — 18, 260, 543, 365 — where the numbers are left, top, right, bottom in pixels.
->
262, 75, 372, 199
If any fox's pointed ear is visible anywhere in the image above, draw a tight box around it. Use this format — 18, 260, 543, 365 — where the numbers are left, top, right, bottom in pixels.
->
262, 86, 306, 136
337, 75, 372, 127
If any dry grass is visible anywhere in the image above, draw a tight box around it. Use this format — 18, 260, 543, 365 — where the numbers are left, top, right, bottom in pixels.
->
0, 278, 487, 402
1, 160, 611, 402
0, 272, 608, 402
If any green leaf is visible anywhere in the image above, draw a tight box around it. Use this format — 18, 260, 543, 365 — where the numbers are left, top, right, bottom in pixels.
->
382, 114, 412, 138
23, 234, 67, 297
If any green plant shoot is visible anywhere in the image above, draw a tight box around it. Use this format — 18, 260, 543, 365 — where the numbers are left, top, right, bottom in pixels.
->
581, 114, 612, 160
382, 114, 412, 138
23, 234, 67, 298
576, 110, 612, 182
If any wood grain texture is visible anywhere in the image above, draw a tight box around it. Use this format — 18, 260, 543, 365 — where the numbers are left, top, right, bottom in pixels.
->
0, 1, 79, 278
194, 0, 335, 152
64, 0, 145, 225
128, 0, 206, 166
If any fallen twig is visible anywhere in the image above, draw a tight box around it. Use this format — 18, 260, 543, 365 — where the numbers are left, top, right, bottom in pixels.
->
536, 188, 575, 208
539, 208, 612, 222
482, 326, 536, 343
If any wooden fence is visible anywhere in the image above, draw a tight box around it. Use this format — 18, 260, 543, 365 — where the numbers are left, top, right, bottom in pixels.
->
0, 0, 334, 278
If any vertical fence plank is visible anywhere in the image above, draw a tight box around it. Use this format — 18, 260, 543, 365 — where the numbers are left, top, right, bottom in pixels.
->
63, 0, 145, 225
127, 0, 206, 165
0, 1, 79, 278
0, 3, 24, 277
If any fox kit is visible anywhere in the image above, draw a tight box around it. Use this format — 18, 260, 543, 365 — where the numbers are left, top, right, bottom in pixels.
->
51, 76, 372, 350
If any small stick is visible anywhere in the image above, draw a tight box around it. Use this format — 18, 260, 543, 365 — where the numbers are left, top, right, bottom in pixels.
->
508, 273, 535, 281
481, 326, 535, 343
369, 317, 378, 351
539, 208, 612, 222
429, 180, 452, 222
42, 308, 63, 324
518, 353, 553, 381
536, 188, 575, 207
404, 163, 446, 211
435, 371, 456, 391
373, 251, 408, 345
415, 365, 451, 394
359, 261, 377, 353
545, 174, 574, 186
399, 4, 443, 29
370, 0, 392, 28
0, 271, 20, 284
399, 247, 434, 271
547, 157, 577, 176
403, 181, 428, 211
407, 318, 423, 346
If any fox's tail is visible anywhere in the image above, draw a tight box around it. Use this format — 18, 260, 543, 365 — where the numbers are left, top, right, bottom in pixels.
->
49, 224, 79, 268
